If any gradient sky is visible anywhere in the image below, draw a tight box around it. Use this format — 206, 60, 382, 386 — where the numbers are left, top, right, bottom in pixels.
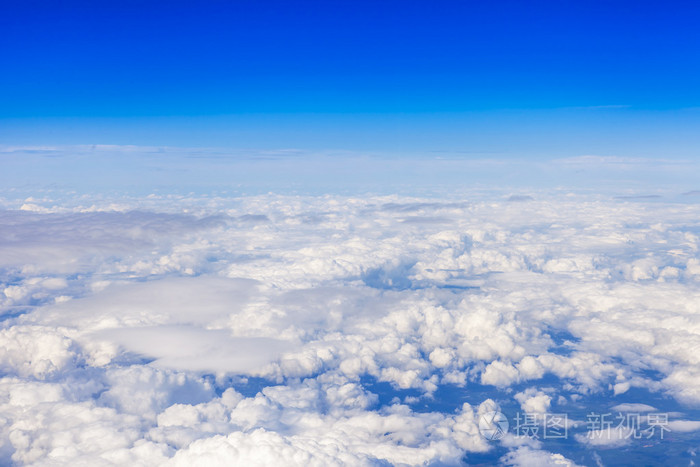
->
1, 0, 700, 157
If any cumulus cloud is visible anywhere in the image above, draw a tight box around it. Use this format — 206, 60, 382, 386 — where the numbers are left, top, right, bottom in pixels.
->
666, 420, 700, 432
1, 190, 699, 464
575, 426, 635, 448
515, 388, 552, 414
500, 446, 582, 466
610, 403, 657, 413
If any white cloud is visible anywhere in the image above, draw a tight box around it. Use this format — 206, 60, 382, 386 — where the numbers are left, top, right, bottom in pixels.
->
1, 191, 700, 464
0, 325, 79, 379
666, 420, 700, 432
97, 326, 296, 374
575, 426, 635, 448
515, 388, 552, 414
500, 446, 582, 466
610, 403, 657, 413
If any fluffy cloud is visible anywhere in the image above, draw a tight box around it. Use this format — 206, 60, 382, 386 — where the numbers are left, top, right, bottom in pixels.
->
514, 388, 552, 414
575, 426, 635, 448
1, 191, 699, 464
500, 446, 582, 466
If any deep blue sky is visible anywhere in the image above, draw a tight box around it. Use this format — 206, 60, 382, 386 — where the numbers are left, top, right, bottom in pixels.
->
1, 0, 699, 156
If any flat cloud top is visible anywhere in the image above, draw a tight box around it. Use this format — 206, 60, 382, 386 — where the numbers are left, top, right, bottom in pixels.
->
95, 326, 296, 373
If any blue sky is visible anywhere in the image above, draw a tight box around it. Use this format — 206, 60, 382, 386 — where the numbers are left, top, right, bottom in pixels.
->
4, 4, 700, 465
1, 0, 699, 157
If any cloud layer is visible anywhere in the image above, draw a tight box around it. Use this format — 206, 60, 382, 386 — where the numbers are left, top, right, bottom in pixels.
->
1, 191, 700, 465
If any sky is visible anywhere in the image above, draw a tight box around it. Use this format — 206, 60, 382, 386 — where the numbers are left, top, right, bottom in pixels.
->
2, 0, 700, 158
3, 3, 700, 466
